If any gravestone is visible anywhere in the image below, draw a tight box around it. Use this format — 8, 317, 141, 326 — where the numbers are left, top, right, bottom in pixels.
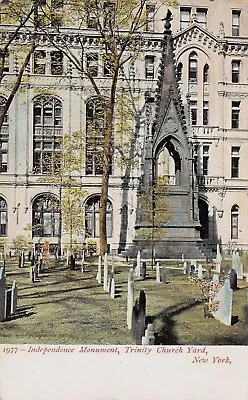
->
161, 269, 167, 284
198, 264, 203, 279
70, 255, 76, 270
141, 262, 146, 280
136, 251, 141, 277
215, 243, 222, 273
212, 272, 219, 283
96, 255, 102, 284
0, 267, 6, 321
182, 261, 187, 275
11, 281, 17, 315
30, 266, 35, 283
132, 290, 146, 345
190, 264, 195, 275
103, 253, 108, 292
156, 262, 161, 283
230, 269, 238, 290
232, 251, 242, 279
108, 271, 114, 294
181, 254, 184, 262
213, 279, 233, 326
21, 251, 25, 268
142, 323, 155, 345
18, 254, 22, 268
4, 288, 12, 320
127, 269, 134, 329
110, 277, 115, 299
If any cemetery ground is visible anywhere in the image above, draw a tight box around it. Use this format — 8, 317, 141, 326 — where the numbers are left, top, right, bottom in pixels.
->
0, 256, 248, 345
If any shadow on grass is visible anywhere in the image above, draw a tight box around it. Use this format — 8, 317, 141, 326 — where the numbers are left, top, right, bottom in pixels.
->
148, 297, 203, 345
19, 284, 100, 300
4, 306, 37, 322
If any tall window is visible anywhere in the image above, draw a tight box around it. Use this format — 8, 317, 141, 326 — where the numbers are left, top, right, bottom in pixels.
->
85, 196, 112, 238
0, 197, 7, 236
86, 98, 112, 175
231, 60, 240, 83
33, 50, 64, 75
86, 53, 98, 77
189, 52, 198, 83
145, 4, 155, 32
196, 8, 207, 29
231, 146, 240, 178
32, 194, 60, 237
203, 101, 209, 125
180, 7, 191, 30
232, 10, 240, 36
190, 100, 198, 125
231, 101, 240, 129
177, 62, 183, 81
33, 96, 63, 174
145, 55, 155, 79
231, 204, 239, 239
202, 145, 209, 175
0, 96, 8, 173
203, 64, 209, 83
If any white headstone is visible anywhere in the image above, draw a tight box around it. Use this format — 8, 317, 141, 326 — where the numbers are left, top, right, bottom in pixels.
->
182, 261, 187, 275
110, 277, 115, 299
127, 269, 134, 329
213, 279, 233, 326
136, 251, 141, 277
156, 262, 160, 283
198, 264, 203, 279
96, 255, 102, 284
103, 253, 108, 292
232, 251, 242, 279
11, 281, 17, 315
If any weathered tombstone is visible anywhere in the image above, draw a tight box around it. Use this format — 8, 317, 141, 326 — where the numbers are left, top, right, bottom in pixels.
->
156, 262, 161, 283
213, 279, 233, 326
161, 269, 167, 284
142, 323, 155, 345
127, 269, 134, 329
21, 251, 25, 268
110, 277, 115, 299
4, 288, 12, 320
136, 251, 141, 277
18, 254, 22, 268
136, 290, 146, 345
0, 268, 6, 321
212, 272, 219, 283
190, 264, 195, 275
198, 264, 203, 279
181, 254, 184, 262
11, 281, 17, 315
2, 259, 6, 275
70, 255, 75, 270
216, 243, 222, 273
230, 269, 238, 290
141, 261, 146, 280
108, 271, 114, 294
103, 253, 108, 291
30, 266, 35, 283
31, 251, 35, 267
96, 255, 102, 284
182, 261, 187, 275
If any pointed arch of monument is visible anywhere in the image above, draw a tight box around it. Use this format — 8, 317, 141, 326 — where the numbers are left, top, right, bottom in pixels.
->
154, 135, 182, 185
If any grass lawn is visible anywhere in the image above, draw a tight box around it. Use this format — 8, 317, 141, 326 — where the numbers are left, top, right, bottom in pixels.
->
0, 256, 247, 345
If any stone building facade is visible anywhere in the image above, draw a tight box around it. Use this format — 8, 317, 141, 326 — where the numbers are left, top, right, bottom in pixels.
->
0, 0, 247, 256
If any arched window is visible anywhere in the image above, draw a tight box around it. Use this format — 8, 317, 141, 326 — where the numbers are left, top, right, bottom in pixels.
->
177, 62, 183, 81
85, 196, 112, 238
231, 204, 239, 239
203, 64, 209, 83
86, 98, 112, 175
32, 194, 60, 237
0, 96, 9, 172
0, 197, 7, 236
189, 52, 198, 83
33, 96, 62, 174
